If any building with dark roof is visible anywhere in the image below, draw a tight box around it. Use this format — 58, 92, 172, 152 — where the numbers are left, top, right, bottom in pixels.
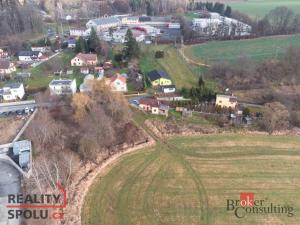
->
49, 79, 77, 95
147, 70, 172, 87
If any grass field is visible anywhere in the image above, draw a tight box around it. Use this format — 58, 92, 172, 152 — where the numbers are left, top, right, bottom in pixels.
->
139, 45, 199, 88
184, 34, 300, 64
225, 0, 300, 18
82, 134, 300, 225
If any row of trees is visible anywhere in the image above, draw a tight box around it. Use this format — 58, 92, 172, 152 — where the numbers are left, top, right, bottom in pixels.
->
188, 1, 232, 17
75, 28, 101, 54
0, 0, 43, 37
181, 76, 216, 103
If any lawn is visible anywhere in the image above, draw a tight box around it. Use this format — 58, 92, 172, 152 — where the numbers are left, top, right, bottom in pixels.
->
225, 0, 300, 18
82, 133, 300, 225
184, 34, 300, 65
24, 51, 78, 91
139, 45, 199, 88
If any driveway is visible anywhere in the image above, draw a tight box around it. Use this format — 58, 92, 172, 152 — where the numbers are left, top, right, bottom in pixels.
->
0, 160, 21, 225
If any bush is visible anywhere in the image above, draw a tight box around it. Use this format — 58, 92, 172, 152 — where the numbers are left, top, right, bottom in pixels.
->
155, 50, 164, 58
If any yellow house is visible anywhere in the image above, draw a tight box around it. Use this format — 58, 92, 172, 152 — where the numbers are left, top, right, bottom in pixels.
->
216, 94, 238, 108
148, 70, 172, 86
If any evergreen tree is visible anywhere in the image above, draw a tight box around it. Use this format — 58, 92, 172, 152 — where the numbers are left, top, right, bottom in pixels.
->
124, 29, 139, 59
198, 76, 205, 87
88, 27, 101, 54
75, 37, 87, 53
224, 6, 232, 17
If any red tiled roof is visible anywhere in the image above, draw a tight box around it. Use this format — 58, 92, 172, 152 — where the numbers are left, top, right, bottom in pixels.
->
76, 53, 97, 62
0, 59, 10, 69
110, 74, 126, 83
139, 97, 159, 107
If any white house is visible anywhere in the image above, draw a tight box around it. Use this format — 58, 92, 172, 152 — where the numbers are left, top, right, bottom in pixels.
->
71, 53, 98, 67
109, 74, 127, 92
86, 17, 121, 33
31, 46, 48, 53
160, 85, 176, 93
1, 83, 25, 101
70, 29, 90, 37
0, 59, 16, 74
122, 16, 140, 25
18, 51, 43, 62
49, 79, 77, 95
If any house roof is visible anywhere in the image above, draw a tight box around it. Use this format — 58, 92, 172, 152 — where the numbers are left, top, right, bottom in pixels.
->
161, 85, 176, 89
4, 83, 22, 89
18, 51, 40, 57
217, 94, 237, 102
139, 97, 159, 107
68, 39, 76, 44
110, 73, 126, 83
13, 140, 31, 155
89, 17, 120, 25
0, 59, 10, 69
50, 79, 74, 86
139, 16, 151, 22
76, 53, 97, 62
148, 70, 171, 82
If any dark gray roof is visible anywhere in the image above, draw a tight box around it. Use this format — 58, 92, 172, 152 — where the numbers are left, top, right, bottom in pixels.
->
18, 51, 40, 57
13, 140, 31, 156
161, 85, 176, 89
4, 83, 22, 89
148, 70, 171, 81
139, 16, 151, 22
50, 79, 73, 86
89, 17, 120, 25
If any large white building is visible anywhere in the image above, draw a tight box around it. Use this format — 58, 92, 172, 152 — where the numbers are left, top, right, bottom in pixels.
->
0, 83, 25, 101
86, 17, 121, 33
49, 79, 77, 96
192, 12, 251, 36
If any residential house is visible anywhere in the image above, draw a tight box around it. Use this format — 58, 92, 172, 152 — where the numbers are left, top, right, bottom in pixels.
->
0, 49, 9, 58
103, 61, 113, 70
18, 51, 43, 62
109, 73, 127, 92
160, 85, 176, 93
148, 70, 172, 86
139, 97, 169, 116
67, 39, 76, 48
1, 83, 25, 101
139, 97, 160, 114
122, 16, 140, 25
80, 74, 94, 92
216, 94, 238, 108
86, 17, 121, 33
49, 79, 77, 95
0, 59, 16, 75
80, 67, 90, 74
70, 29, 88, 37
71, 53, 98, 66
31, 46, 48, 53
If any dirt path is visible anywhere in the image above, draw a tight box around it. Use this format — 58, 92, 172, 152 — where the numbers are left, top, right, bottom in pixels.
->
64, 139, 156, 225
179, 45, 210, 67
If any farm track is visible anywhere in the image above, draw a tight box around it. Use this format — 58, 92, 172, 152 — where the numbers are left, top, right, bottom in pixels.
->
125, 119, 210, 225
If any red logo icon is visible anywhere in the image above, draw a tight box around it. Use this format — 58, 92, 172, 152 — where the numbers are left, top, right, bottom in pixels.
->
240, 192, 254, 207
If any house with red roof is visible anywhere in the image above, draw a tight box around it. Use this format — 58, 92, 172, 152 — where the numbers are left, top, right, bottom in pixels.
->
0, 59, 16, 75
71, 53, 98, 66
138, 97, 169, 116
109, 73, 127, 92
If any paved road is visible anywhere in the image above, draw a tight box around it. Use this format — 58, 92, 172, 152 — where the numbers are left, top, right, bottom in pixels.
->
0, 160, 21, 225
